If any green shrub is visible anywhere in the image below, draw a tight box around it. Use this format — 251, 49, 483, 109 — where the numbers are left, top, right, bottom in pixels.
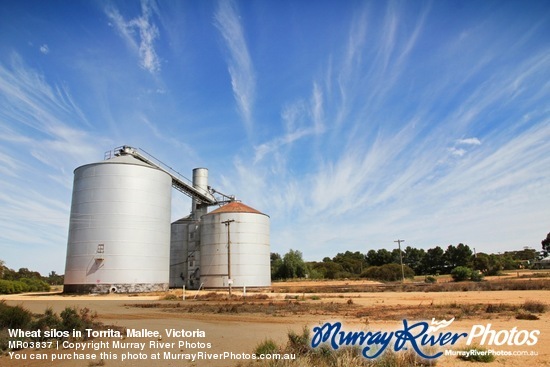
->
20, 278, 50, 292
457, 347, 495, 362
60, 307, 97, 335
254, 339, 279, 356
0, 302, 32, 329
450, 267, 484, 282
286, 327, 310, 355
60, 307, 84, 331
12, 281, 28, 293
0, 329, 9, 352
0, 278, 50, 294
360, 264, 415, 281
0, 303, 121, 354
0, 280, 14, 294
241, 326, 439, 367
451, 266, 472, 282
425, 276, 437, 283
32, 307, 62, 336
470, 270, 484, 282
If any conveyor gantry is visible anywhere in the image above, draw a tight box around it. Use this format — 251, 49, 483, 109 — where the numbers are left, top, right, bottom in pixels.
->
106, 145, 233, 206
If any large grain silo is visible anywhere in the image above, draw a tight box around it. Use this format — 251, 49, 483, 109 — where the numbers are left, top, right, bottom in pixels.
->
64, 154, 172, 293
200, 201, 270, 288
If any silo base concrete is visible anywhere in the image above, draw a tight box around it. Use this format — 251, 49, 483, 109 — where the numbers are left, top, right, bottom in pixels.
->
63, 283, 168, 294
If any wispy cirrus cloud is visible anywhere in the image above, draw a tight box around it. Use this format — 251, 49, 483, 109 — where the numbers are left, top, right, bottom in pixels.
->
332, 4, 369, 128
1, 0, 546, 274
457, 137, 481, 146
39, 44, 50, 55
0, 54, 103, 271
253, 83, 325, 164
449, 137, 481, 156
214, 0, 256, 132
139, 115, 198, 160
105, 0, 161, 73
224, 2, 550, 260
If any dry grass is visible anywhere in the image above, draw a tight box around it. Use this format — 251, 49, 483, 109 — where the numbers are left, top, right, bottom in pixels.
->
125, 298, 547, 323
456, 346, 495, 363
517, 272, 550, 279
522, 300, 547, 313
271, 279, 550, 294
237, 328, 438, 367
353, 299, 547, 321
516, 312, 539, 320
127, 299, 355, 317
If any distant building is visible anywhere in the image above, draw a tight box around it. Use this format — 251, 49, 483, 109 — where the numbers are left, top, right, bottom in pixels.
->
533, 256, 550, 269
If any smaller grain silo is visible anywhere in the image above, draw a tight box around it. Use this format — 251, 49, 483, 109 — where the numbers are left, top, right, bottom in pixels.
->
200, 202, 270, 288
169, 216, 191, 288
169, 168, 210, 289
169, 217, 202, 288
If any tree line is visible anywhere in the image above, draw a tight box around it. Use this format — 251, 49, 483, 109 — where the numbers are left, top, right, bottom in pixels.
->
0, 260, 62, 294
271, 243, 542, 281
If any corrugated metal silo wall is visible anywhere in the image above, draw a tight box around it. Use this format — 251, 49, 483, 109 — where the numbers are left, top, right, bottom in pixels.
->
169, 219, 190, 288
64, 157, 172, 293
200, 211, 270, 288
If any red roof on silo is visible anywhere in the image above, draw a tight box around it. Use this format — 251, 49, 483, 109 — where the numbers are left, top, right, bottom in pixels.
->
208, 201, 266, 215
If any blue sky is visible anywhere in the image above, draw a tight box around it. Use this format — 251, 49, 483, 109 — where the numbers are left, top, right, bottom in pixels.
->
0, 0, 549, 275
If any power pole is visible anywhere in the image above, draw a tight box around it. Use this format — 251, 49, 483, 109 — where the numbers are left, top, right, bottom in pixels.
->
222, 219, 235, 297
394, 239, 405, 283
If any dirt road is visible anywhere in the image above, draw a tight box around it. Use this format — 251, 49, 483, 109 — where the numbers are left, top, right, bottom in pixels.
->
1, 286, 549, 367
